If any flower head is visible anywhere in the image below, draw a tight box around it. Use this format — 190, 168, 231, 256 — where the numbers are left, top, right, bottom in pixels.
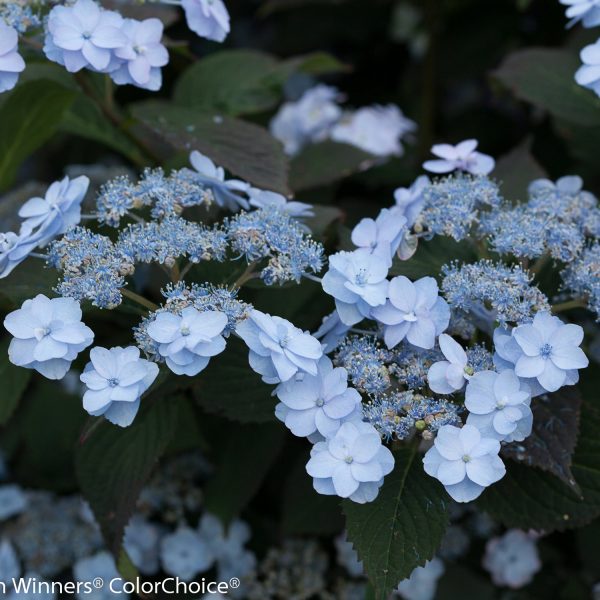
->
393, 175, 430, 227
0, 230, 40, 279
322, 249, 389, 326
427, 334, 470, 394
396, 558, 445, 600
351, 207, 407, 264
160, 527, 214, 581
465, 370, 532, 442
275, 356, 362, 438
236, 309, 323, 384
111, 18, 168, 91
511, 311, 588, 392
423, 139, 494, 175
560, 0, 600, 28
372, 276, 450, 349
576, 40, 600, 97
4, 295, 94, 380
80, 346, 159, 427
44, 0, 127, 73
423, 424, 506, 502
147, 307, 228, 376
313, 311, 351, 352
306, 421, 394, 503
248, 188, 314, 219
181, 0, 230, 42
0, 23, 25, 93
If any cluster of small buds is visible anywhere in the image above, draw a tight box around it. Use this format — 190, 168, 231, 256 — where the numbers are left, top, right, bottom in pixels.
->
363, 390, 462, 441
47, 227, 134, 309
441, 260, 550, 326
226, 206, 324, 285
388, 343, 443, 391
416, 173, 502, 241
333, 335, 392, 395
480, 176, 600, 261
0, 0, 43, 33
561, 242, 600, 319
117, 216, 228, 266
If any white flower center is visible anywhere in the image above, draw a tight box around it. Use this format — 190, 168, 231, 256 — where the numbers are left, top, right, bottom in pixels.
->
180, 325, 191, 336
33, 326, 50, 340
315, 398, 325, 407
345, 456, 354, 464
496, 396, 508, 410
403, 311, 418, 322
462, 454, 471, 463
108, 378, 120, 388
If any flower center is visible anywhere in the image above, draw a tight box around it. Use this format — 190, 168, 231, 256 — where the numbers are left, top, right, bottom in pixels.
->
33, 326, 50, 340
404, 311, 418, 322
180, 325, 191, 336
496, 396, 508, 410
345, 456, 354, 464
133, 45, 147, 56
82, 31, 92, 40
539, 343, 553, 358
279, 335, 289, 348
354, 268, 368, 286
108, 378, 120, 388
315, 398, 325, 407
462, 454, 471, 463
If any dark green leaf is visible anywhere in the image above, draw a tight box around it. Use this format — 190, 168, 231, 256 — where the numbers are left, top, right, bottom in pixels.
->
344, 446, 450, 599
493, 48, 600, 127
281, 454, 344, 536
203, 422, 285, 525
289, 141, 377, 192
0, 259, 59, 310
76, 398, 178, 554
502, 388, 582, 493
0, 80, 76, 190
0, 338, 31, 425
479, 400, 600, 532
192, 338, 277, 423
132, 101, 290, 194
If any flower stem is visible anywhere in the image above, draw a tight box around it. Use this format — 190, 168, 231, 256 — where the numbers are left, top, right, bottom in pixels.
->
230, 262, 258, 290
121, 288, 159, 311
551, 298, 587, 314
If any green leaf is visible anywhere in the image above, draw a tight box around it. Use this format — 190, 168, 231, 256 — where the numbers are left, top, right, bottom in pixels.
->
343, 446, 450, 599
61, 95, 142, 161
192, 338, 277, 423
281, 455, 344, 536
502, 388, 582, 494
116, 549, 139, 583
203, 422, 285, 525
76, 398, 178, 554
132, 101, 290, 194
389, 236, 477, 281
0, 79, 76, 190
289, 141, 377, 192
0, 338, 31, 425
493, 48, 600, 127
0, 260, 59, 310
479, 400, 600, 532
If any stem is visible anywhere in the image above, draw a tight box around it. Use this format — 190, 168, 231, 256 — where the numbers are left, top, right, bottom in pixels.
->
179, 261, 194, 280
230, 262, 258, 290
170, 262, 181, 284
29, 252, 48, 260
531, 254, 550, 276
551, 298, 587, 314
302, 273, 323, 284
121, 288, 159, 311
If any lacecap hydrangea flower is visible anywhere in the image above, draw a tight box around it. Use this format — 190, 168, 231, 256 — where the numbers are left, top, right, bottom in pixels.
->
123, 515, 162, 575
248, 188, 314, 219
322, 249, 389, 326
511, 311, 589, 393
160, 527, 213, 582
236, 309, 323, 384
482, 530, 541, 589
80, 346, 159, 427
0, 231, 40, 279
181, 0, 231, 42
73, 552, 127, 598
396, 558, 445, 600
0, 23, 25, 94
275, 356, 362, 439
4, 295, 94, 380
313, 311, 351, 352
147, 308, 228, 376
423, 139, 495, 176
465, 370, 533, 443
372, 276, 450, 350
560, 0, 600, 28
351, 208, 408, 264
423, 424, 506, 502
394, 175, 430, 227
427, 333, 471, 394
575, 40, 600, 97
306, 421, 394, 503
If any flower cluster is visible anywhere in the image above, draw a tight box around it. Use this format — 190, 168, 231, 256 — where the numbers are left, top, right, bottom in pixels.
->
270, 84, 415, 158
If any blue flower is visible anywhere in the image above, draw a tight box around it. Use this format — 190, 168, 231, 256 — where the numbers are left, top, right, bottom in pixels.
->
111, 18, 168, 91
248, 188, 314, 219
306, 421, 394, 503
0, 485, 27, 521
560, 0, 600, 28
160, 527, 214, 581
511, 311, 589, 392
275, 356, 362, 438
576, 40, 600, 97
0, 540, 20, 585
80, 346, 159, 427
0, 230, 40, 279
73, 552, 127, 599
313, 310, 351, 352
4, 295, 94, 380
351, 207, 407, 265
44, 0, 127, 74
465, 370, 532, 443
124, 515, 162, 575
372, 275, 450, 349
427, 334, 470, 394
423, 139, 494, 175
147, 308, 228, 376
0, 23, 25, 93
181, 0, 230, 42
393, 175, 430, 227
322, 249, 389, 326
18, 176, 89, 247
188, 151, 249, 211
397, 558, 445, 600
423, 424, 506, 503
236, 309, 323, 384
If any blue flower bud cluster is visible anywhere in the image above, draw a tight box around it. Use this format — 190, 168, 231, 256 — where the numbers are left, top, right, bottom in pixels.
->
561, 242, 600, 319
